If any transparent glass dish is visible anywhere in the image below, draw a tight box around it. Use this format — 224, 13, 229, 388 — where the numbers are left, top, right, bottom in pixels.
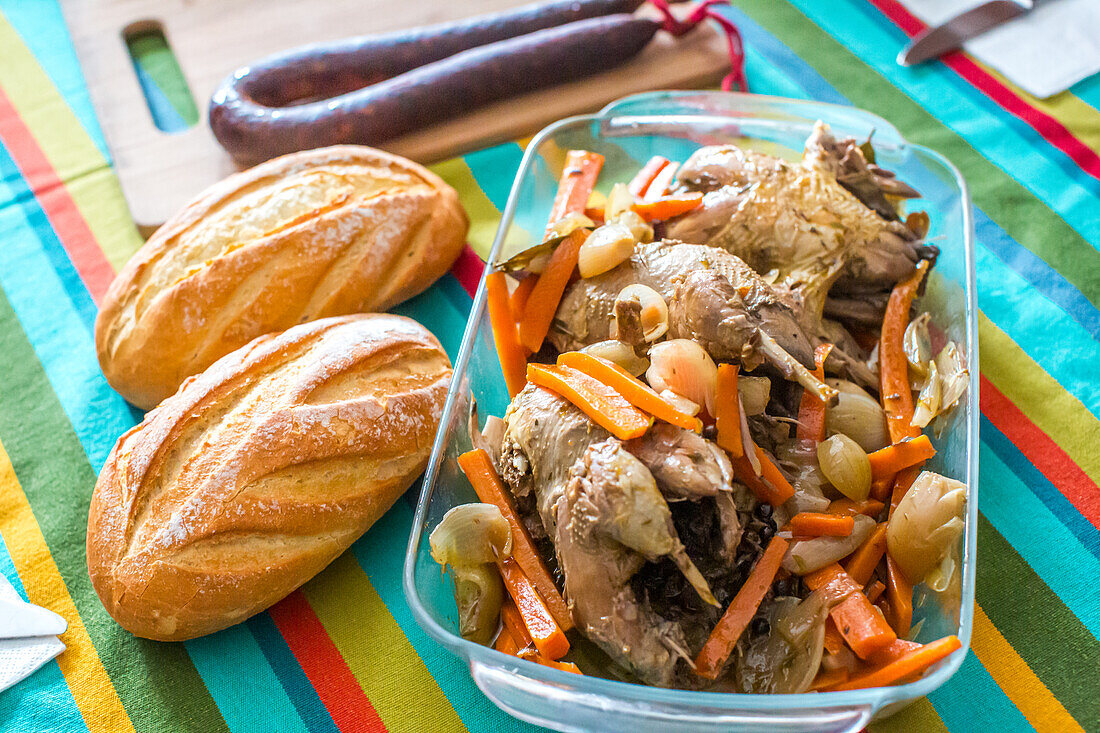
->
403, 91, 979, 732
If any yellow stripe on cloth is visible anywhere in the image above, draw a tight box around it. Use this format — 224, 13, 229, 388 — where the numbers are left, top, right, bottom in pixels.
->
979, 313, 1100, 487
0, 440, 133, 733
299, 553, 468, 733
972, 604, 1085, 733
431, 157, 502, 262
0, 12, 142, 269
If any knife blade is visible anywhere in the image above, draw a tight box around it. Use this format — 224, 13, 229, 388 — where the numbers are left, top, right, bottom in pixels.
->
898, 0, 1032, 66
0, 598, 67, 639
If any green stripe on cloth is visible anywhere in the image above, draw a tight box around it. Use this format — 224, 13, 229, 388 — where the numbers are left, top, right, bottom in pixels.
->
0, 287, 228, 733
733, 0, 1100, 310
978, 514, 1100, 730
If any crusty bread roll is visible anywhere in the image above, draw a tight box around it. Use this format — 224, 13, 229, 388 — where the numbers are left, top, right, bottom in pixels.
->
95, 145, 467, 409
87, 313, 451, 641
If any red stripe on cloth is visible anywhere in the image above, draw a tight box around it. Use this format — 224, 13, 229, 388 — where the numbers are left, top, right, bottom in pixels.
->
0, 86, 116, 301
450, 245, 486, 298
869, 0, 1100, 183
980, 376, 1100, 530
268, 592, 388, 733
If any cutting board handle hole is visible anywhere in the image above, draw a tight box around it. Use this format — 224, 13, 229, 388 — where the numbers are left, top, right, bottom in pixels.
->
123, 21, 199, 134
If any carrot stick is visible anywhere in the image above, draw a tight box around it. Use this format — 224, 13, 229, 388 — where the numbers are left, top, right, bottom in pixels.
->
627, 156, 670, 197
889, 464, 924, 517
823, 619, 845, 656
715, 364, 743, 457
867, 638, 922, 666
501, 597, 535, 649
870, 473, 895, 502
557, 351, 701, 433
543, 660, 583, 674
880, 261, 930, 443
644, 162, 680, 201
796, 344, 834, 443
811, 667, 850, 691
510, 274, 538, 321
789, 512, 855, 538
864, 580, 886, 605
844, 523, 889, 585
731, 447, 796, 506
495, 627, 519, 655
518, 229, 587, 353
498, 556, 570, 660
827, 636, 961, 691
485, 272, 529, 398
885, 554, 913, 637
546, 150, 604, 236
695, 536, 790, 679
631, 193, 703, 222
868, 435, 936, 481
804, 563, 897, 660
457, 449, 573, 630
526, 363, 653, 440
828, 498, 885, 517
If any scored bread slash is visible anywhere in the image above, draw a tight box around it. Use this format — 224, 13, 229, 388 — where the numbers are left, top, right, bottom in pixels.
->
457, 449, 573, 630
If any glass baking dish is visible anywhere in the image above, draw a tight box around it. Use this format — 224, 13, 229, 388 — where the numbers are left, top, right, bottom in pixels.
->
403, 91, 979, 732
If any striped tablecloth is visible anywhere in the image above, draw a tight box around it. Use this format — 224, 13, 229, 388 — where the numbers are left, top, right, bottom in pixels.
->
0, 1, 1097, 731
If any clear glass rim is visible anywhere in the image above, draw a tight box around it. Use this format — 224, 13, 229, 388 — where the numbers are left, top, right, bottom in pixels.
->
403, 91, 979, 715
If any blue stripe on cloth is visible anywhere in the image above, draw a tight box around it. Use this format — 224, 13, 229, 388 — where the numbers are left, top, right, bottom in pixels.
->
0, 535, 89, 733
928, 650, 1034, 733
463, 144, 525, 211
186, 625, 312, 733
0, 142, 97, 334
982, 417, 1100, 561
979, 445, 1100, 640
790, 0, 1100, 249
246, 614, 337, 733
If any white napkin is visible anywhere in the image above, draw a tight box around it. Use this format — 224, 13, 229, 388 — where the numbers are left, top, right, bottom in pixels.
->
0, 573, 65, 694
900, 0, 1100, 98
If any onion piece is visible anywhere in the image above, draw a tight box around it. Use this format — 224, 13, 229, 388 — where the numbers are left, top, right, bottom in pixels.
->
453, 563, 504, 645
615, 284, 669, 343
739, 376, 771, 416
646, 339, 717, 415
430, 503, 513, 568
887, 471, 967, 584
817, 434, 872, 501
605, 182, 636, 220
613, 209, 654, 243
580, 340, 650, 377
578, 223, 636, 278
825, 386, 890, 453
904, 313, 932, 379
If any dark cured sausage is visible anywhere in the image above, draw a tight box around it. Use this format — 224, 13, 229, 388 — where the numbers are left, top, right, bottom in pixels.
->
226, 0, 647, 108
210, 8, 661, 164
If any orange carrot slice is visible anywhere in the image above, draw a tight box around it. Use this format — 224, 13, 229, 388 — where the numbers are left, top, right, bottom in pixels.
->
631, 193, 703, 222
518, 229, 586, 353
694, 536, 790, 679
885, 554, 913, 637
715, 364, 743, 457
526, 363, 653, 440
485, 272, 529, 398
811, 667, 850, 691
627, 156, 671, 197
880, 261, 930, 442
864, 580, 886, 604
844, 523, 889, 585
889, 464, 924, 517
546, 150, 604, 236
828, 498, 886, 517
510, 274, 538, 321
498, 557, 570, 661
457, 449, 573, 630
867, 638, 922, 666
796, 344, 834, 442
868, 435, 936, 481
827, 636, 961, 691
789, 512, 855, 538
804, 563, 897, 660
557, 351, 701, 432
730, 446, 796, 506
495, 627, 519, 655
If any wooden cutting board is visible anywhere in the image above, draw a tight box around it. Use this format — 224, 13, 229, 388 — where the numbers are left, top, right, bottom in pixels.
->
59, 0, 729, 234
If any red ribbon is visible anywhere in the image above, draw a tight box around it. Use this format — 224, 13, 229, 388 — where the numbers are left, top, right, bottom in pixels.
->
648, 0, 748, 93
